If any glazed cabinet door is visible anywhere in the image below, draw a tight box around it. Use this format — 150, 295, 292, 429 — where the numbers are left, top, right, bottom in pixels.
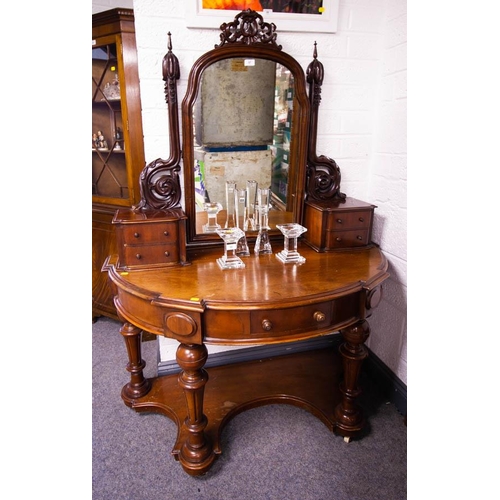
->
92, 8, 145, 320
92, 39, 129, 202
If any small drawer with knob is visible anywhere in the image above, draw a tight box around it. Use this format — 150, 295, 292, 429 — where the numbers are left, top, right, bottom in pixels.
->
120, 222, 178, 245
325, 229, 370, 249
327, 210, 372, 231
121, 242, 180, 266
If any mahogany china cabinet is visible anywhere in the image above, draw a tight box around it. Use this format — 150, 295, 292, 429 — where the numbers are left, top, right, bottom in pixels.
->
92, 8, 145, 320
103, 10, 389, 476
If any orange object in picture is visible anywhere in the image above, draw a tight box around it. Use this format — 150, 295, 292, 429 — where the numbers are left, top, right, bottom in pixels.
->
201, 1, 326, 14
202, 1, 263, 11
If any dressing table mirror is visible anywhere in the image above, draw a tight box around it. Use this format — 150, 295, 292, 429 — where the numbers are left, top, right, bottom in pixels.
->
182, 27, 310, 246
119, 8, 372, 255
106, 9, 389, 476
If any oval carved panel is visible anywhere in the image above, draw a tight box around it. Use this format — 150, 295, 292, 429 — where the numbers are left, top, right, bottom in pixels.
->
164, 312, 198, 338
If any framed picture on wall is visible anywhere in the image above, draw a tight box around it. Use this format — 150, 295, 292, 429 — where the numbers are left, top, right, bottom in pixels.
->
185, 1, 340, 33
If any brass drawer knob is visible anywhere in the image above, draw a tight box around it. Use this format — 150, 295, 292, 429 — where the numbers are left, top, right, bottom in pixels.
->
163, 231, 169, 236
359, 217, 364, 222
336, 218, 343, 224
357, 235, 363, 240
135, 253, 142, 260
164, 251, 170, 257
133, 232, 140, 238
314, 311, 326, 322
262, 319, 273, 331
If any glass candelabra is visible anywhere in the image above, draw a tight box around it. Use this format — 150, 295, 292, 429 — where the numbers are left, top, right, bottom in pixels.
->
254, 187, 272, 255
225, 181, 237, 228
216, 227, 246, 270
276, 223, 308, 264
203, 202, 223, 233
235, 188, 250, 256
245, 180, 258, 231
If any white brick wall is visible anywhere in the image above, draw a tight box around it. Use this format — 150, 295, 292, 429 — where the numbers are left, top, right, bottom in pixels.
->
365, 0, 407, 384
93, 0, 407, 386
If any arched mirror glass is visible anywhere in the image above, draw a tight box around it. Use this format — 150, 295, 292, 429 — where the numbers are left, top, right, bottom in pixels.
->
193, 59, 294, 221
181, 12, 310, 247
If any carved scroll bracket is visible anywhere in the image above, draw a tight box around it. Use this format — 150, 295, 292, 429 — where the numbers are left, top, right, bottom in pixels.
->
135, 33, 183, 211
306, 42, 346, 203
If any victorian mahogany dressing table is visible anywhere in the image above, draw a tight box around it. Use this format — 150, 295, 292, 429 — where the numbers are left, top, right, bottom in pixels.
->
104, 10, 389, 476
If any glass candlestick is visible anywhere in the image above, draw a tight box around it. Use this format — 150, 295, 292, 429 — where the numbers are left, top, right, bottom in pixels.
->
235, 188, 250, 256
216, 227, 246, 270
276, 223, 308, 264
245, 180, 258, 231
225, 181, 237, 228
203, 202, 223, 233
254, 188, 272, 255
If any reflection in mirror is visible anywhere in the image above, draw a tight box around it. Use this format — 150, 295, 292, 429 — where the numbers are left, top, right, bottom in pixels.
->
192, 58, 294, 234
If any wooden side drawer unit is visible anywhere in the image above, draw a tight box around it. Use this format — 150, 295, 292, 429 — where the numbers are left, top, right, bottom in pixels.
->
303, 197, 375, 252
112, 208, 189, 270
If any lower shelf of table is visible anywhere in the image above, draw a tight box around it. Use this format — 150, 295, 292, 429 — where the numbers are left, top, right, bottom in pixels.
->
128, 346, 345, 457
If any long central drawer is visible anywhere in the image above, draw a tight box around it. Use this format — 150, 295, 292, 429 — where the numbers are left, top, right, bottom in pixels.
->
203, 294, 359, 344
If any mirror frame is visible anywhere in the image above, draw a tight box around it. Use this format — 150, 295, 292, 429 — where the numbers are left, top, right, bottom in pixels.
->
181, 10, 310, 248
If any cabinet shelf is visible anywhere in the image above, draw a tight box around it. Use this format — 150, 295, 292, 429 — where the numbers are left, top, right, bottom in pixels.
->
93, 98, 121, 105
92, 148, 125, 153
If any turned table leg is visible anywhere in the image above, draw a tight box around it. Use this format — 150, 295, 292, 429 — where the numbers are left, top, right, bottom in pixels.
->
119, 322, 151, 406
335, 319, 370, 439
176, 343, 216, 476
